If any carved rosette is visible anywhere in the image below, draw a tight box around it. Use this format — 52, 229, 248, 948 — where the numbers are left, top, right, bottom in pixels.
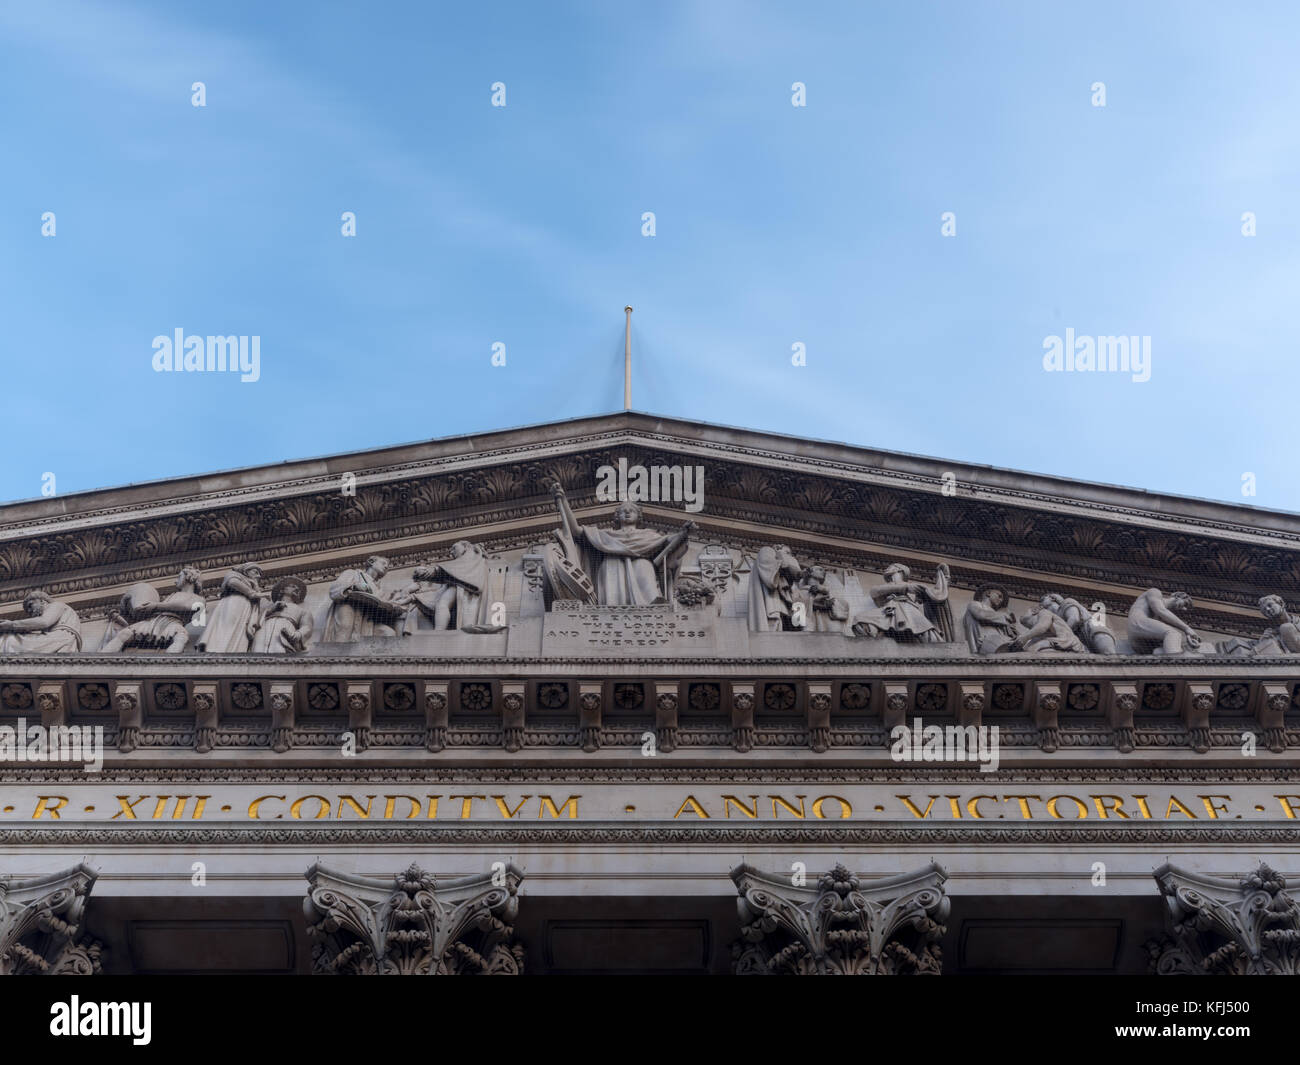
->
1149, 862, 1300, 975
304, 862, 524, 976
731, 861, 948, 975
0, 863, 103, 975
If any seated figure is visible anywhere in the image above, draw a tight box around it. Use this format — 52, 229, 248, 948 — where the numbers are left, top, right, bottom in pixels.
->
0, 590, 82, 654
1216, 594, 1300, 657
852, 563, 952, 643
321, 556, 409, 641
408, 541, 505, 633
100, 569, 205, 653
962, 584, 1022, 654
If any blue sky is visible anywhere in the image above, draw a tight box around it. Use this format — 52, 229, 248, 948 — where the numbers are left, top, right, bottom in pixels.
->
3, 0, 1298, 509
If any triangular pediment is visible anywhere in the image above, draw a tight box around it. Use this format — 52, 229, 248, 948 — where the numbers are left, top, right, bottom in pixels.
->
0, 412, 1296, 647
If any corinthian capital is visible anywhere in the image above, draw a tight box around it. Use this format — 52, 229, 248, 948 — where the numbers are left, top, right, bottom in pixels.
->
1149, 862, 1300, 975
304, 862, 524, 975
731, 861, 948, 975
0, 862, 103, 975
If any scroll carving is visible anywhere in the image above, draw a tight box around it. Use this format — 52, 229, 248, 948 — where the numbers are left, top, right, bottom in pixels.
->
304, 862, 524, 975
731, 861, 948, 975
1149, 863, 1300, 975
0, 863, 103, 975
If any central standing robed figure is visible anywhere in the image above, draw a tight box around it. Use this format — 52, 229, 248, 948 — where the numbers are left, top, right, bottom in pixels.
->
550, 482, 694, 606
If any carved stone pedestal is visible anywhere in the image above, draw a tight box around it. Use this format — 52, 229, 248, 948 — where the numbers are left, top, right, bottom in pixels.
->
304, 862, 525, 975
731, 861, 949, 975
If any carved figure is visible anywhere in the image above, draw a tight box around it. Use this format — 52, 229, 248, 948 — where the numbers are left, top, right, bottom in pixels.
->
250, 577, 314, 653
793, 565, 849, 632
1127, 588, 1200, 655
1010, 600, 1087, 653
852, 563, 952, 643
1041, 593, 1116, 654
322, 556, 407, 641
747, 544, 802, 631
961, 584, 1021, 654
0, 590, 82, 654
409, 541, 504, 632
1216, 594, 1300, 657
197, 563, 268, 652
100, 568, 204, 653
550, 483, 693, 606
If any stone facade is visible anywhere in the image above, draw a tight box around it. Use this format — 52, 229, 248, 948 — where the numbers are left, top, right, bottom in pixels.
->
1, 413, 1297, 974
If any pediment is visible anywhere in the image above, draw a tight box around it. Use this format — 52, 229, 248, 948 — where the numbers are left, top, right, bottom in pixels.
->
0, 412, 1296, 647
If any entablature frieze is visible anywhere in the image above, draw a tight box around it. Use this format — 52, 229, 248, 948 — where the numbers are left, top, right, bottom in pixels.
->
3, 657, 1298, 758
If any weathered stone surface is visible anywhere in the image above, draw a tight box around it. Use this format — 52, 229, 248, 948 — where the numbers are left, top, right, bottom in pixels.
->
731, 861, 949, 975
304, 862, 524, 975
0, 862, 102, 975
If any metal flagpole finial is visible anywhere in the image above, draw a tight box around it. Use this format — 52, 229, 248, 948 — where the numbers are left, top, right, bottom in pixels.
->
623, 306, 633, 411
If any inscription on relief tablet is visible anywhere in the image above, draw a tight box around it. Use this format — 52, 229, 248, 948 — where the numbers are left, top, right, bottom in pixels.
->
543, 604, 713, 655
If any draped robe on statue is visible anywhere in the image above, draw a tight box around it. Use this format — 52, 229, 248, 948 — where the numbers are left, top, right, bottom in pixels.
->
413, 545, 498, 629
575, 525, 674, 607
748, 546, 795, 631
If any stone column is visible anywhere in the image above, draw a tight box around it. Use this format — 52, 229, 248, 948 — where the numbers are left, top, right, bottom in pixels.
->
731, 861, 948, 975
0, 862, 103, 975
304, 862, 525, 975
1147, 862, 1300, 975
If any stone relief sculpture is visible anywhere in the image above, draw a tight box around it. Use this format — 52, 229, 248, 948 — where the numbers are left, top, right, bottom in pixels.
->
550, 483, 694, 606
1216, 595, 1300, 657
851, 563, 953, 643
1011, 599, 1087, 653
731, 861, 949, 976
1128, 588, 1201, 656
961, 584, 1021, 654
747, 544, 802, 631
100, 568, 205, 653
197, 563, 268, 653
250, 577, 314, 653
696, 544, 736, 595
407, 541, 505, 633
672, 574, 716, 610
321, 556, 408, 641
1041, 593, 1116, 654
792, 565, 849, 632
0, 590, 82, 654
